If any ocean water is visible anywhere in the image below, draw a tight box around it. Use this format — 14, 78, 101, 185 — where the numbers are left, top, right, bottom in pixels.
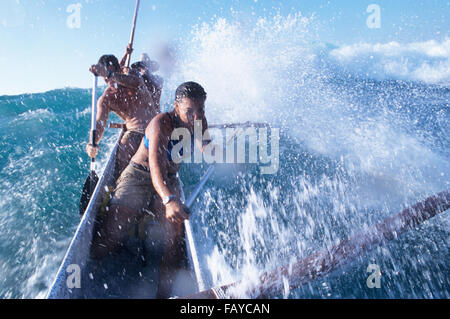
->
0, 13, 449, 298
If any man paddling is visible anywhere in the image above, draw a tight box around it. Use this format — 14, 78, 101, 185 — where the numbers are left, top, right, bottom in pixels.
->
86, 54, 159, 176
132, 53, 164, 110
118, 43, 163, 108
91, 82, 210, 299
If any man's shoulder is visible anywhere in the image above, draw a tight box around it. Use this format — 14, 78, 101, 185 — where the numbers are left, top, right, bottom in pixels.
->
103, 85, 117, 96
128, 70, 147, 86
99, 86, 119, 107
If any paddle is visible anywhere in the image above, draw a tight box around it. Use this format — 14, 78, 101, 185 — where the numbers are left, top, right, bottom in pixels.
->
80, 1, 140, 215
108, 121, 270, 130
208, 121, 270, 129
182, 127, 247, 292
79, 75, 100, 215
184, 166, 216, 292
181, 190, 450, 299
125, 0, 141, 70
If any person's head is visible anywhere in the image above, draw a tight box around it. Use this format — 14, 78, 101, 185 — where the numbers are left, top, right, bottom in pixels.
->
98, 55, 120, 72
131, 53, 160, 74
93, 55, 120, 82
174, 82, 207, 128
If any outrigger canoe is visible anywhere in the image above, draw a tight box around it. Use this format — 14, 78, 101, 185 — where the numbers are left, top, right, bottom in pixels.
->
48, 122, 449, 299
47, 130, 202, 299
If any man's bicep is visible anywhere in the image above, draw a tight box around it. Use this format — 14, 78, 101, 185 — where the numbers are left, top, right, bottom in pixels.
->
96, 95, 110, 124
120, 71, 143, 89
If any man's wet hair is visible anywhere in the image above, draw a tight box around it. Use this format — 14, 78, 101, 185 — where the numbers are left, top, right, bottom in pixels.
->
175, 82, 207, 102
98, 55, 120, 72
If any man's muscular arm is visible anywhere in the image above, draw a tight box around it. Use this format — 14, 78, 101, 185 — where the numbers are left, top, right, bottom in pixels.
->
119, 44, 133, 69
90, 62, 142, 89
86, 94, 110, 158
108, 71, 142, 89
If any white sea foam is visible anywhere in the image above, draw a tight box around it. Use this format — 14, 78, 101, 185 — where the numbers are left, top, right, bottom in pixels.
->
12, 108, 54, 122
172, 14, 450, 298
2, 11, 448, 299
170, 14, 449, 196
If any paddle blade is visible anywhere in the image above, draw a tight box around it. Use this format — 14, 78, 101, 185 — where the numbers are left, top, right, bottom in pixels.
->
79, 171, 99, 215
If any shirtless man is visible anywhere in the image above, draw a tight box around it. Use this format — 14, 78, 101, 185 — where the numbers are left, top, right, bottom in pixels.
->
86, 54, 159, 176
91, 82, 209, 299
132, 53, 164, 110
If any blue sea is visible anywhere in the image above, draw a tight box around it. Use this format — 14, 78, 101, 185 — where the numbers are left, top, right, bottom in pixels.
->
0, 14, 449, 298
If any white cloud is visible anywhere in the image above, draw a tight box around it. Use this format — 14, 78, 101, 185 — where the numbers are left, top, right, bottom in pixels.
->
329, 38, 450, 84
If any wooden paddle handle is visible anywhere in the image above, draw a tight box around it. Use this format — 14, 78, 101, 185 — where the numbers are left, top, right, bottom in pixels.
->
90, 75, 99, 170
126, 0, 141, 69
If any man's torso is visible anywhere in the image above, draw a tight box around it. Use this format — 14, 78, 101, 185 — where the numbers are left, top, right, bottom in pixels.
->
104, 83, 159, 131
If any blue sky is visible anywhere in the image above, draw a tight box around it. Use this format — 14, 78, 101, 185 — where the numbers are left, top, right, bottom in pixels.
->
0, 0, 448, 95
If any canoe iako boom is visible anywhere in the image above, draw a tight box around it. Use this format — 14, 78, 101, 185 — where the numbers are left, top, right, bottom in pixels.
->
185, 190, 450, 299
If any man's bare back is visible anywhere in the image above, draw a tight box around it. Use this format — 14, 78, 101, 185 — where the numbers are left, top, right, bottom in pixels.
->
102, 80, 158, 132
86, 54, 160, 176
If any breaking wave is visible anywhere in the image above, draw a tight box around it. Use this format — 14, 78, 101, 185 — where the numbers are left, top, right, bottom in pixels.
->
168, 14, 450, 298
0, 11, 448, 299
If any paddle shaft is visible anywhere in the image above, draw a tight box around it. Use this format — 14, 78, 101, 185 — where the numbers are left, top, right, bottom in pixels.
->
79, 76, 100, 215
107, 122, 270, 132
183, 165, 216, 291
125, 0, 141, 69
90, 75, 98, 171
182, 128, 247, 292
183, 190, 450, 299
208, 121, 270, 129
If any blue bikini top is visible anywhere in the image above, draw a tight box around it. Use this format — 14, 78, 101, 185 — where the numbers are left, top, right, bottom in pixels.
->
144, 113, 194, 162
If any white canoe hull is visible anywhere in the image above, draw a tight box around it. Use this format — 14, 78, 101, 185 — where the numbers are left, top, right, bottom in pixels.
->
47, 131, 198, 299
